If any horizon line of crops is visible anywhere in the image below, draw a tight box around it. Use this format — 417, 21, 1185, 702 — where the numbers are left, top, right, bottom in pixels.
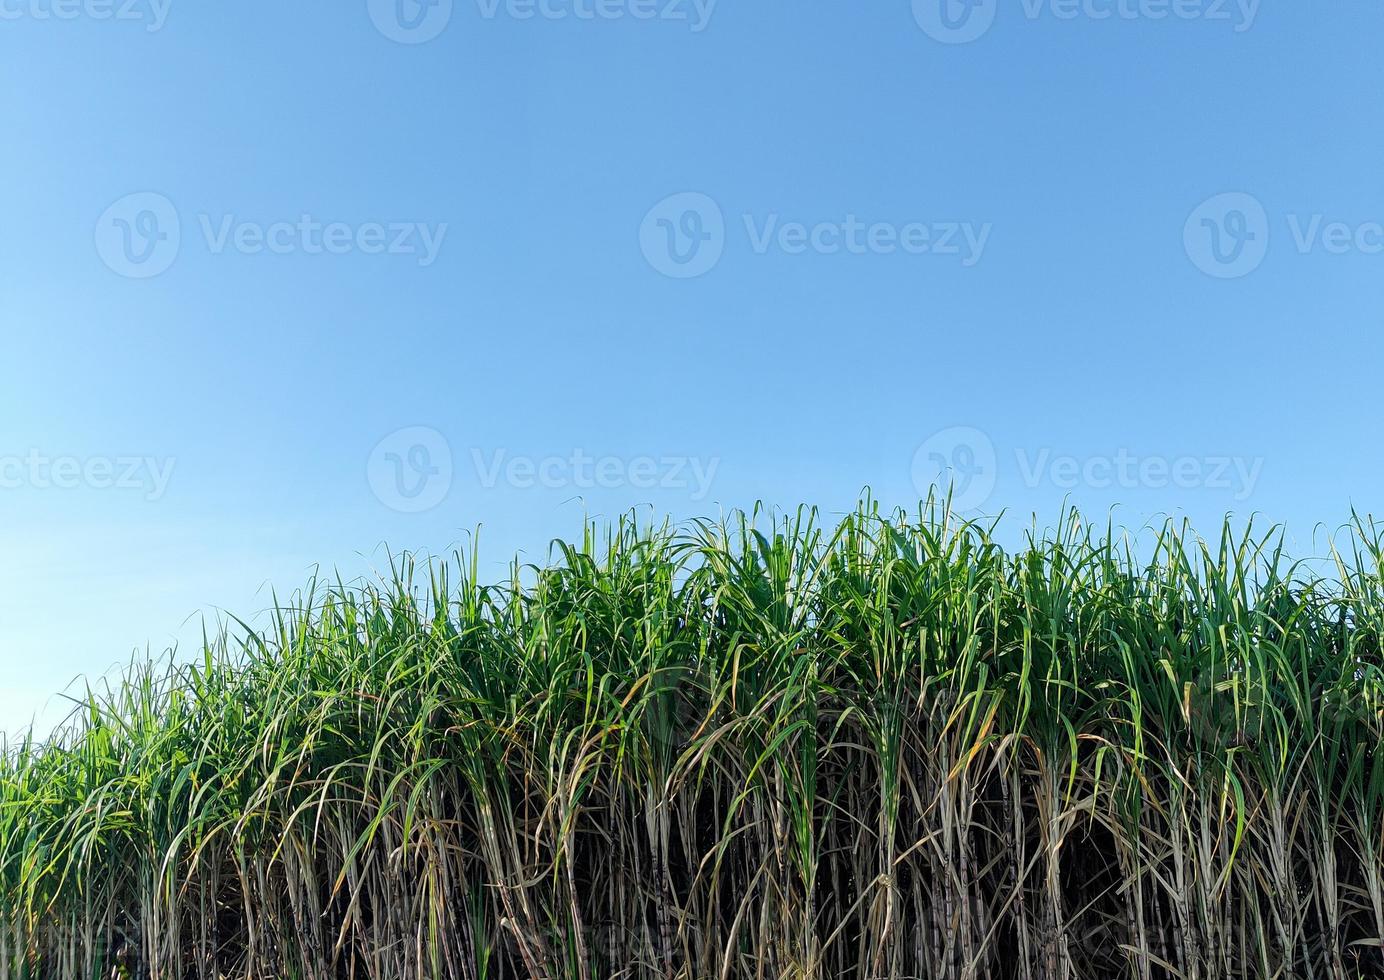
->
3, 496, 1384, 979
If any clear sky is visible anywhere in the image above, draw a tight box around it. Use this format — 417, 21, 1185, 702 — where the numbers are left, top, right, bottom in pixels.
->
2, 0, 1381, 737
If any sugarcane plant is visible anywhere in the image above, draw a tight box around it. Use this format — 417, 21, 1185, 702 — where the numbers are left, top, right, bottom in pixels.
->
1, 495, 1382, 979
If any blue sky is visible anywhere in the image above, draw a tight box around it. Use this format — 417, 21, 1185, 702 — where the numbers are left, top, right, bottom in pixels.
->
2, 0, 1381, 736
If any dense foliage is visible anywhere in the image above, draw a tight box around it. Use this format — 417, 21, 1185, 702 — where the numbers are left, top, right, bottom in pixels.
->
3, 500, 1384, 979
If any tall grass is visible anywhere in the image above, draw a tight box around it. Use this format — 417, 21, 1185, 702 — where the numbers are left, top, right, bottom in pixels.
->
3, 498, 1383, 979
